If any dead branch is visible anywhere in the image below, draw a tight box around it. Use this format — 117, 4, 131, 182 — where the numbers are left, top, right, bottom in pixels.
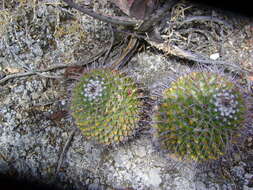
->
110, 37, 140, 69
113, 28, 163, 43
169, 45, 249, 72
180, 16, 233, 29
151, 41, 250, 72
56, 129, 76, 174
0, 49, 106, 84
61, 0, 138, 26
102, 24, 115, 65
137, 0, 180, 32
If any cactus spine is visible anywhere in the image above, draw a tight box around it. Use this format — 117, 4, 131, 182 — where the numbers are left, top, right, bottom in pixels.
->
155, 72, 246, 160
70, 69, 143, 145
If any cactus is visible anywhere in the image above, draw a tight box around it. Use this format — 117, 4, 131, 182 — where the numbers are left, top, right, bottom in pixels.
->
70, 69, 143, 145
155, 72, 246, 160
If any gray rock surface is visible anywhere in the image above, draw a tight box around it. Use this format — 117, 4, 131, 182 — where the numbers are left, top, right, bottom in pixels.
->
97, 136, 196, 190
1, 55, 242, 190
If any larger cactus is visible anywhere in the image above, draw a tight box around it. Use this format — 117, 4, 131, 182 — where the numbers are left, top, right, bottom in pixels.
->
70, 69, 143, 145
155, 72, 246, 160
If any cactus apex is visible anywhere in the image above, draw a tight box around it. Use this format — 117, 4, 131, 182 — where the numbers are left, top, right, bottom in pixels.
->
155, 71, 246, 161
70, 68, 147, 146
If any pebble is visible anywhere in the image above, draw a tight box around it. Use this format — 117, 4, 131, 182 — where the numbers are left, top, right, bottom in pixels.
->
134, 146, 146, 157
210, 53, 220, 60
173, 176, 196, 190
231, 166, 245, 179
148, 168, 162, 187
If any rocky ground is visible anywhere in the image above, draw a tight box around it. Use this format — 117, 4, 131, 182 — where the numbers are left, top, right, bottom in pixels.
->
0, 0, 253, 190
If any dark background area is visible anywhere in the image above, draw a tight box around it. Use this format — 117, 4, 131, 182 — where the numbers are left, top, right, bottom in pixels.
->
191, 0, 253, 17
0, 174, 65, 190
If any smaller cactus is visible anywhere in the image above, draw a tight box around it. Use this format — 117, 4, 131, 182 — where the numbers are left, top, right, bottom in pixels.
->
155, 72, 246, 161
70, 69, 143, 145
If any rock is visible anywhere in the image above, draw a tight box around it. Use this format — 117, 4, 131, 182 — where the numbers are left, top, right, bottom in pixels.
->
195, 181, 205, 190
0, 160, 10, 174
231, 166, 245, 180
88, 183, 105, 190
173, 177, 192, 190
31, 43, 44, 57
210, 53, 220, 60
243, 185, 253, 190
134, 146, 146, 158
147, 168, 162, 187
233, 152, 242, 162
245, 173, 253, 179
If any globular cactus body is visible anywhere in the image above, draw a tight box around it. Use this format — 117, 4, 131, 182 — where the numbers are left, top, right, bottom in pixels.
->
156, 72, 246, 160
70, 69, 142, 145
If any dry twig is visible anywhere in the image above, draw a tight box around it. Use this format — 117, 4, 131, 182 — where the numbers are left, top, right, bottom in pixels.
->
136, 0, 180, 32
180, 16, 233, 29
111, 37, 140, 69
56, 129, 76, 174
61, 0, 138, 26
102, 24, 115, 65
169, 45, 249, 72
0, 49, 106, 84
109, 0, 179, 68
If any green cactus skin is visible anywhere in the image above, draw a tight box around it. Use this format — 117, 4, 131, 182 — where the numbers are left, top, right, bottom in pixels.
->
155, 72, 246, 161
70, 69, 142, 145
